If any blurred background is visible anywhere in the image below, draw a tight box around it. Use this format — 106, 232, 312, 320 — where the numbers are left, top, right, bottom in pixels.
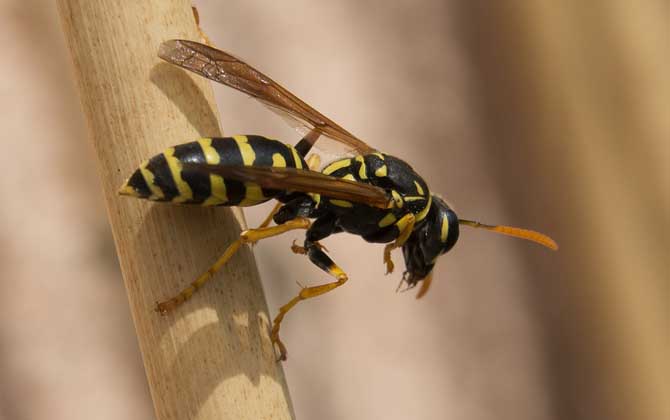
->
0, 1, 667, 419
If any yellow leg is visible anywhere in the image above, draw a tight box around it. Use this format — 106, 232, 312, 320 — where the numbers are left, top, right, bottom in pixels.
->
383, 213, 416, 274
258, 202, 283, 229
191, 6, 213, 46
270, 263, 348, 361
155, 217, 311, 314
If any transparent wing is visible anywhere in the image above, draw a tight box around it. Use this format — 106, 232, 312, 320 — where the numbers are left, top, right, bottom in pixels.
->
159, 40, 376, 155
181, 163, 390, 209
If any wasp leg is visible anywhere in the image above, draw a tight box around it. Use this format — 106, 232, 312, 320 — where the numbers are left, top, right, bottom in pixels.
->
270, 240, 348, 361
383, 213, 416, 274
191, 6, 213, 46
291, 239, 328, 254
290, 213, 336, 255
156, 217, 311, 314
258, 202, 284, 229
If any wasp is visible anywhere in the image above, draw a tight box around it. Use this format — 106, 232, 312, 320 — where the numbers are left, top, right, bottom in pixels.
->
119, 40, 558, 360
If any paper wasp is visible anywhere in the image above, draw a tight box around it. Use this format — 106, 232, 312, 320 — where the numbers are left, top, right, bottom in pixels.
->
119, 40, 558, 360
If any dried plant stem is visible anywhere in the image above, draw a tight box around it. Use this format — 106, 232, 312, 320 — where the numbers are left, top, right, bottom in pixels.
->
57, 1, 294, 419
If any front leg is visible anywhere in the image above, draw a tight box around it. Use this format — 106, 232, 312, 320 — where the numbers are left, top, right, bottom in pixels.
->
383, 213, 415, 274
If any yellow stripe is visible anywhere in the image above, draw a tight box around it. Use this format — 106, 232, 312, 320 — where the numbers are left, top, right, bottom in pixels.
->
233, 135, 256, 165
373, 152, 385, 160
341, 174, 356, 181
396, 213, 415, 233
378, 212, 397, 228
118, 183, 139, 197
415, 195, 432, 223
239, 183, 266, 206
375, 164, 387, 177
404, 196, 425, 202
198, 138, 227, 206
289, 146, 303, 169
311, 193, 321, 207
414, 180, 424, 196
323, 159, 351, 175
356, 156, 367, 179
440, 214, 449, 242
330, 199, 353, 208
235, 135, 265, 206
272, 153, 287, 167
203, 176, 227, 206
139, 160, 164, 200
391, 190, 403, 208
164, 147, 193, 203
198, 138, 221, 164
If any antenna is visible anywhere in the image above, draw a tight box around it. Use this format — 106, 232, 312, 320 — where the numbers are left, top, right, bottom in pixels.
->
459, 219, 558, 250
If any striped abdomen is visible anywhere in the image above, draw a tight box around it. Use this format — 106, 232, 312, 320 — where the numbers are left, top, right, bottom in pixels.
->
119, 135, 306, 206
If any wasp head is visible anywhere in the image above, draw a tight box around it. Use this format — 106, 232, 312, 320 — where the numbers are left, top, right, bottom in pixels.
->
401, 195, 459, 293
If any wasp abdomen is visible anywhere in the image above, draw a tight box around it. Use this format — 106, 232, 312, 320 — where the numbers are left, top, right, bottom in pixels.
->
119, 135, 306, 206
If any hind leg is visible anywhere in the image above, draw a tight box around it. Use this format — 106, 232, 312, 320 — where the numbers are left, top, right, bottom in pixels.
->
156, 217, 310, 314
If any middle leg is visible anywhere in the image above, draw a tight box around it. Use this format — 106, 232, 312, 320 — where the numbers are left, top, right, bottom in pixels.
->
271, 213, 343, 360
383, 213, 416, 274
271, 239, 348, 361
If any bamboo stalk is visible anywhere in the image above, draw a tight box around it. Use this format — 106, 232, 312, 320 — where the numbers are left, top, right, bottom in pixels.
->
57, 1, 294, 419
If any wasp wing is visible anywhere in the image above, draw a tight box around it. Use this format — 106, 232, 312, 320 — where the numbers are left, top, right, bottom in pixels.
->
181, 163, 389, 209
158, 39, 376, 155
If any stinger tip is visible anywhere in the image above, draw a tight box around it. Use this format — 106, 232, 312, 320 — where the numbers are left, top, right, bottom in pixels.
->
118, 183, 139, 197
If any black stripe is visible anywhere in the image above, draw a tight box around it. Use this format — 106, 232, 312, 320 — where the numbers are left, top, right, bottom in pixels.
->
246, 135, 274, 167
246, 135, 296, 197
127, 169, 151, 197
210, 137, 243, 166
366, 154, 386, 178
248, 135, 303, 168
210, 138, 247, 204
174, 142, 211, 204
146, 153, 178, 201
223, 179, 246, 205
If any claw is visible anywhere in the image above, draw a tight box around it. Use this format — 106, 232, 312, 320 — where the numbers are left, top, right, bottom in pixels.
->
155, 300, 176, 315
385, 259, 395, 274
291, 239, 307, 254
383, 244, 395, 274
270, 332, 288, 362
274, 341, 287, 362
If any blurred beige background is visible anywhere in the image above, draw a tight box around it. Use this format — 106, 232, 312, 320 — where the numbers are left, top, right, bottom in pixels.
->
0, 1, 667, 420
